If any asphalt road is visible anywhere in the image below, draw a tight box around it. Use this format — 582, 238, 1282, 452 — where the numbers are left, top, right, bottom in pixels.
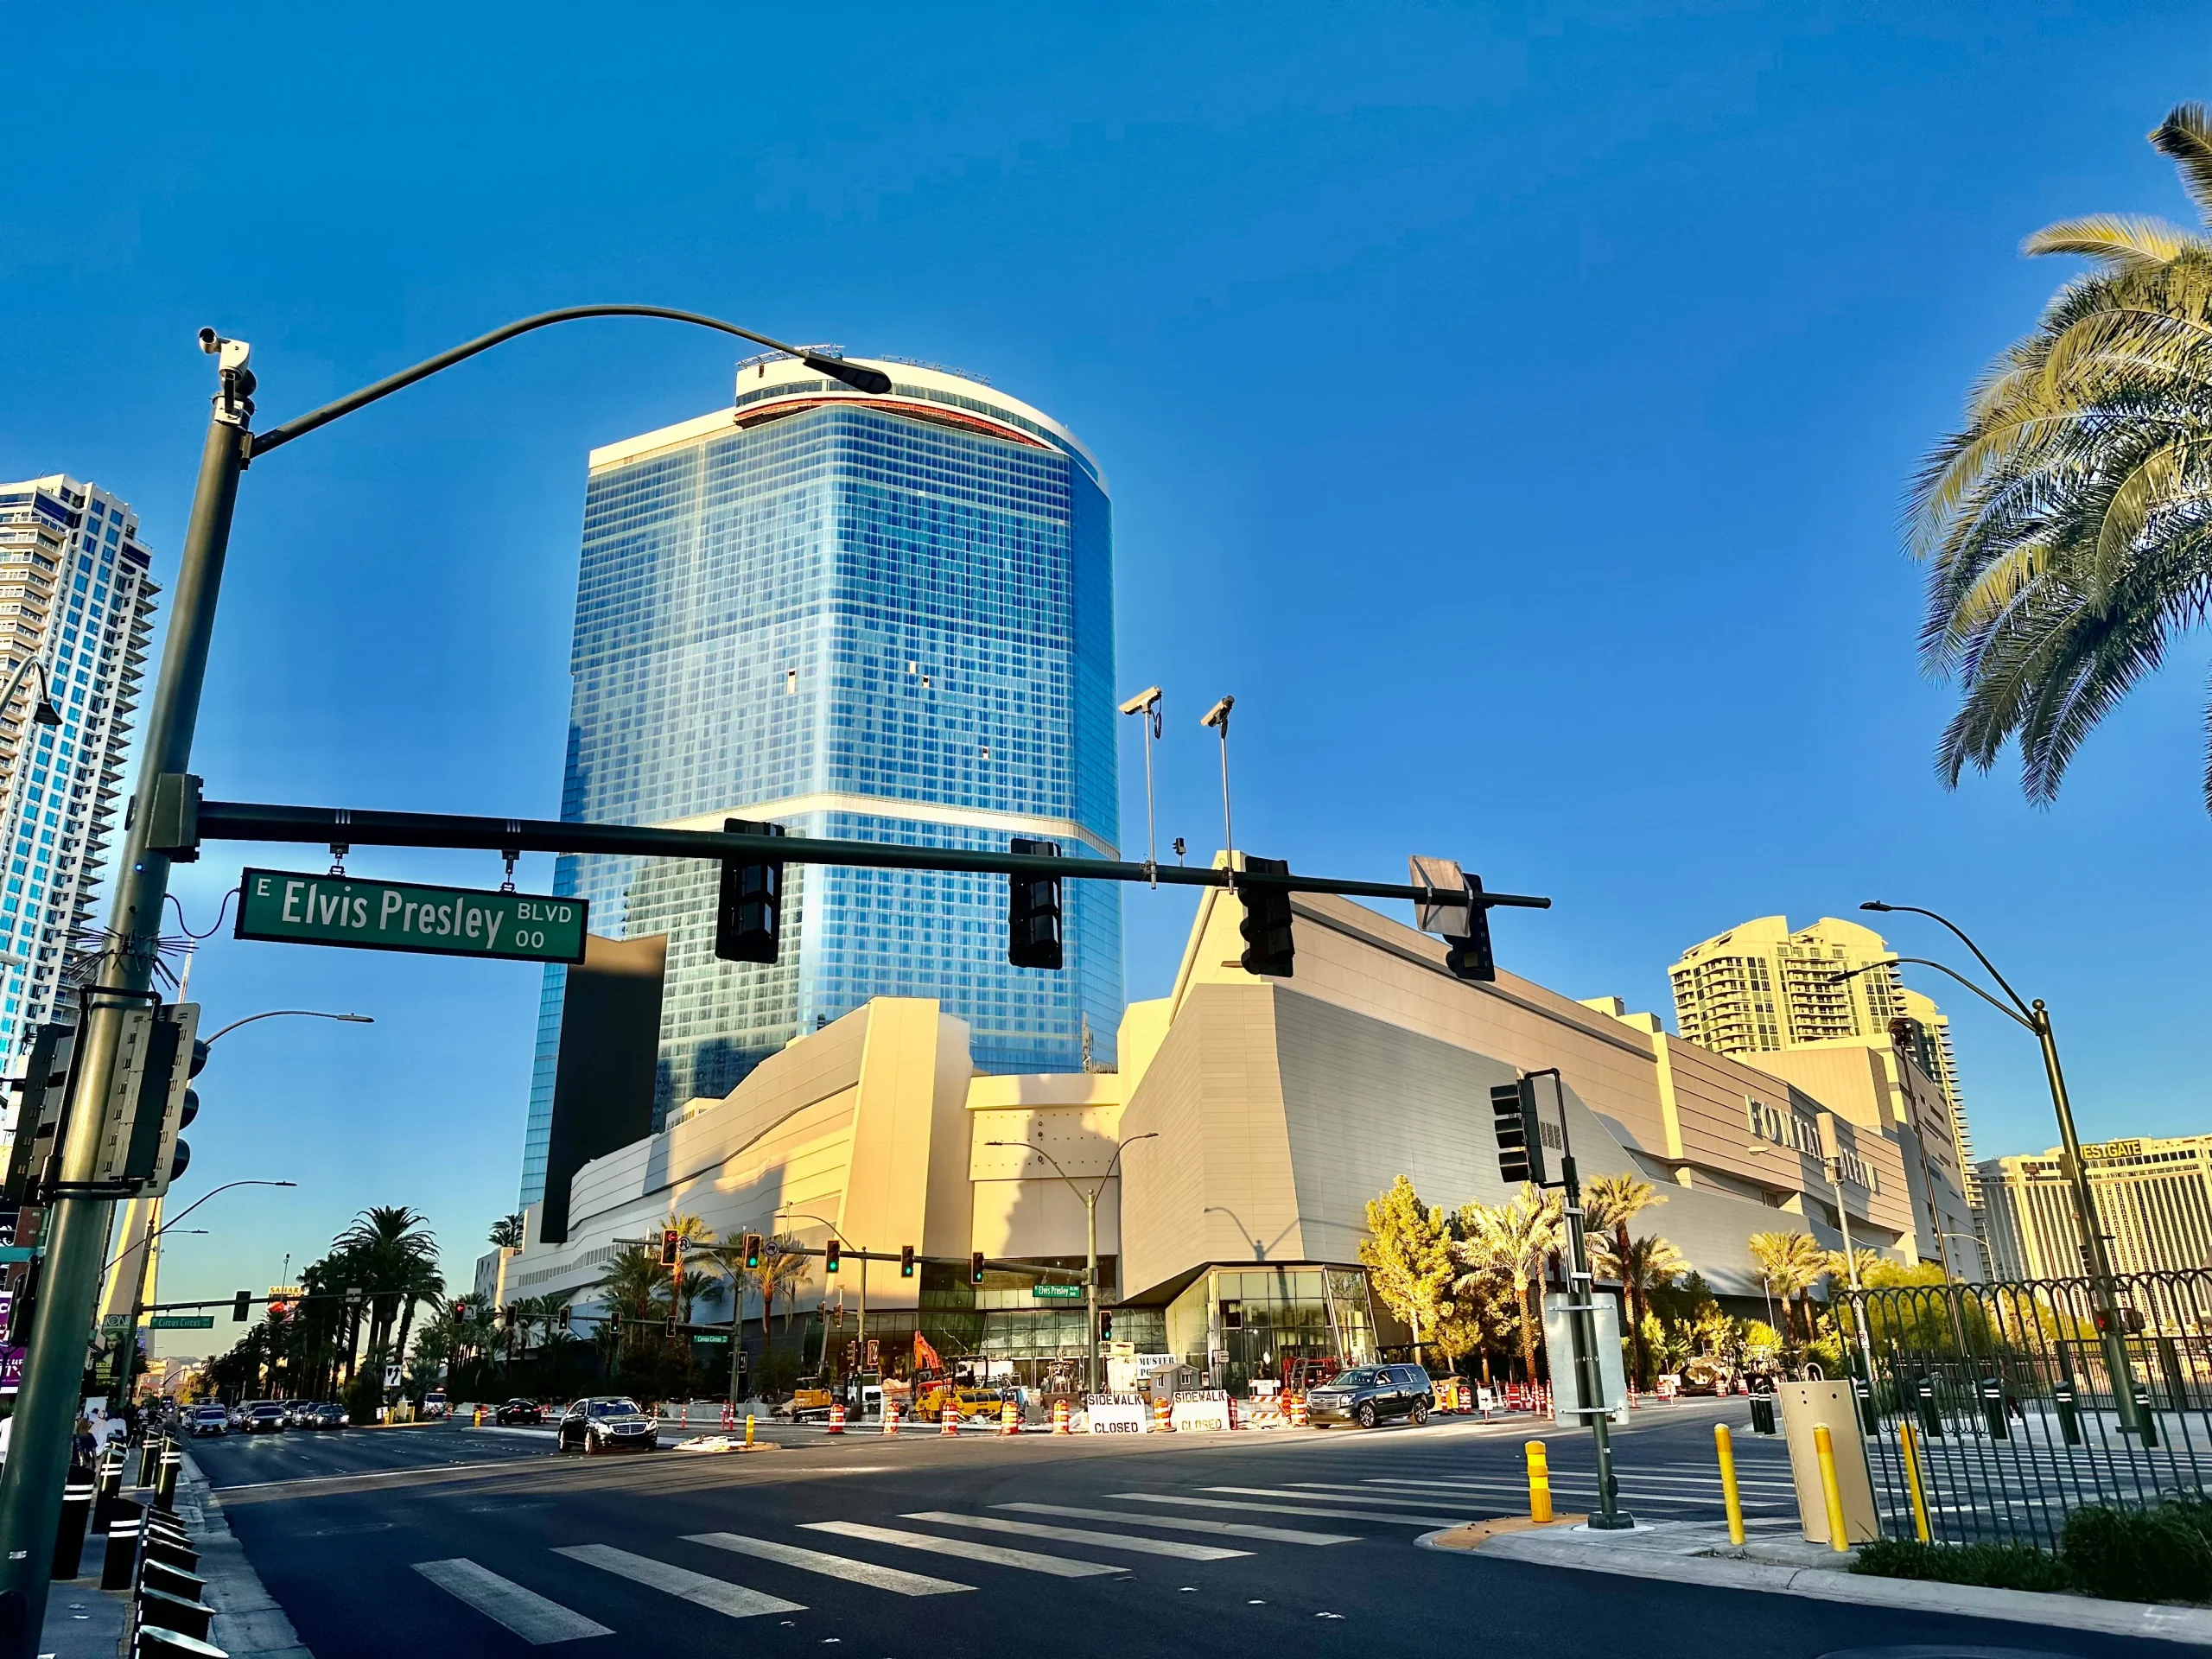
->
186, 1401, 2178, 1659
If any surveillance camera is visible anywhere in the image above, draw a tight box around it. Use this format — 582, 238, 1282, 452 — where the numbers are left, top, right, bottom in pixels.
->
198, 327, 219, 353
219, 338, 251, 373
1119, 686, 1162, 716
1201, 696, 1234, 728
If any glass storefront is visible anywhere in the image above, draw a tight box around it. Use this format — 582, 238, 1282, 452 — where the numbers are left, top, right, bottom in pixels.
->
1167, 1266, 1377, 1394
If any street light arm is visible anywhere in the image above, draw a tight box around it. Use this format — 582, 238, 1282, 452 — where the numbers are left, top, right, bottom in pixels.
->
202, 1009, 373, 1046
247, 306, 889, 460
1862, 901, 2033, 1019
1833, 957, 2035, 1032
100, 1179, 296, 1274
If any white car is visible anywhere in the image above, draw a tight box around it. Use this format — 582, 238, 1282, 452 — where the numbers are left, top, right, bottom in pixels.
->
188, 1405, 229, 1438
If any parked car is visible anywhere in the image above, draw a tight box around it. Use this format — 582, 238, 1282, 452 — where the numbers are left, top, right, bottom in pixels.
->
555, 1398, 658, 1455
242, 1402, 288, 1434
494, 1399, 544, 1426
1300, 1364, 1434, 1428
188, 1405, 229, 1438
301, 1402, 349, 1430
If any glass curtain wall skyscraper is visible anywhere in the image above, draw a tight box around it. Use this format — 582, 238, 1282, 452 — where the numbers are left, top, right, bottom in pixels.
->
518, 356, 1121, 1208
0, 475, 156, 1063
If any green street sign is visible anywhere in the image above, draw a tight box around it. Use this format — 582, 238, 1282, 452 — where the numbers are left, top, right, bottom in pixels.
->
149, 1315, 215, 1330
236, 869, 588, 964
1033, 1283, 1084, 1300
689, 1333, 731, 1345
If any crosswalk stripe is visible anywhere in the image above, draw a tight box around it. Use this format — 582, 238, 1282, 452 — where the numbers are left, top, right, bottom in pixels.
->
1204, 1485, 1470, 1511
903, 1511, 1249, 1560
685, 1531, 972, 1596
1105, 1492, 1473, 1527
803, 1521, 1123, 1579
554, 1545, 804, 1619
412, 1558, 612, 1643
994, 1503, 1356, 1545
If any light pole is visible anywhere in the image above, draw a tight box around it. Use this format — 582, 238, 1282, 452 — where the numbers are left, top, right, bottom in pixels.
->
1840, 900, 2140, 1433
103, 1179, 297, 1397
1119, 687, 1163, 887
985, 1133, 1156, 1394
0, 308, 885, 1653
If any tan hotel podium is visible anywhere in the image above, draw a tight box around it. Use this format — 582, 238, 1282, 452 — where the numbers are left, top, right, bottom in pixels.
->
1777, 1379, 1879, 1545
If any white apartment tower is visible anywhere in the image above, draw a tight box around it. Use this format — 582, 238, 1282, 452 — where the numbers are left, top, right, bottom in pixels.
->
0, 476, 156, 1061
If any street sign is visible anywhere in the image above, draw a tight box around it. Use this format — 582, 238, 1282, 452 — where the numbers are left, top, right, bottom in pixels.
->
149, 1316, 214, 1331
236, 869, 588, 963
690, 1332, 730, 1345
1033, 1283, 1083, 1300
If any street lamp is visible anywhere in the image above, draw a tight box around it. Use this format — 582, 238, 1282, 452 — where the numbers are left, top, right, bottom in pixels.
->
0, 307, 884, 1643
1840, 899, 2140, 1431
201, 1009, 372, 1046
101, 1179, 297, 1398
985, 1132, 1157, 1394
1119, 687, 1163, 887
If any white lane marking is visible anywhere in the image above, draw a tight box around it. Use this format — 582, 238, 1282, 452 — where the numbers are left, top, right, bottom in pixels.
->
685, 1532, 972, 1596
1203, 1485, 1478, 1512
412, 1558, 612, 1644
802, 1522, 1122, 1579
995, 1503, 1355, 1545
555, 1545, 804, 1619
902, 1511, 1249, 1560
1105, 1493, 1470, 1527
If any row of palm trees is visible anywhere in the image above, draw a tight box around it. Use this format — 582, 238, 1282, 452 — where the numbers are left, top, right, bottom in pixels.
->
1359, 1172, 1687, 1386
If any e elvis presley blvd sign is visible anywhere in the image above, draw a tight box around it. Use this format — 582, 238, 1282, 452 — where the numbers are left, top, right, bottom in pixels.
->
235, 869, 588, 964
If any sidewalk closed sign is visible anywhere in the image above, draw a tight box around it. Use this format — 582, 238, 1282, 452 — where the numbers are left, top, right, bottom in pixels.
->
236, 869, 588, 964
1083, 1394, 1147, 1433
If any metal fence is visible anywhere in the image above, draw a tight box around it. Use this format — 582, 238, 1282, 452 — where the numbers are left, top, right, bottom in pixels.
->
1840, 1269, 2212, 1549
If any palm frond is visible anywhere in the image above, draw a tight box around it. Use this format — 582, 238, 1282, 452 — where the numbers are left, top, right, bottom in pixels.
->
2153, 103, 2212, 228
2024, 213, 2196, 271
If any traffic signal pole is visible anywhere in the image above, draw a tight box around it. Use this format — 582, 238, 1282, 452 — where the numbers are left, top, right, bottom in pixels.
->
0, 384, 246, 1653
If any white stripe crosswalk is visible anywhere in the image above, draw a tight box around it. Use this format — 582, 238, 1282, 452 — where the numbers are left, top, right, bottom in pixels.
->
994, 1502, 1357, 1545
803, 1520, 1125, 1578
413, 1558, 613, 1644
555, 1544, 804, 1619
686, 1530, 975, 1595
903, 1510, 1251, 1560
1106, 1491, 1473, 1526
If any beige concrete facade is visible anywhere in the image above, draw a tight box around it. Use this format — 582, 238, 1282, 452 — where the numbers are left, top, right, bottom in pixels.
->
490, 887, 1978, 1380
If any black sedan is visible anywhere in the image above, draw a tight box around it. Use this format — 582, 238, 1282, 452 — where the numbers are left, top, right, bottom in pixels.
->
242, 1402, 289, 1433
556, 1397, 658, 1454
300, 1403, 349, 1430
495, 1398, 544, 1426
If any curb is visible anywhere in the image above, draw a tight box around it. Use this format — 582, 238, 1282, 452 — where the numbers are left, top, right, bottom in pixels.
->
179, 1449, 315, 1659
1437, 1526, 2212, 1648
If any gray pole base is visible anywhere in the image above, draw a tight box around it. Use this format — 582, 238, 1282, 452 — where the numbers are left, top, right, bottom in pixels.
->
1585, 1510, 1639, 1530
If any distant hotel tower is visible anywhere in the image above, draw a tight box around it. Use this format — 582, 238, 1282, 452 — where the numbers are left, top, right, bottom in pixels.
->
518, 355, 1121, 1207
0, 476, 156, 1062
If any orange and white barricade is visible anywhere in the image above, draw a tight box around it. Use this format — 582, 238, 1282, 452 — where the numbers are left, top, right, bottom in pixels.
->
1151, 1398, 1173, 1433
941, 1403, 959, 1436
827, 1402, 846, 1434
1000, 1400, 1020, 1436
883, 1402, 901, 1436
1051, 1398, 1071, 1435
1287, 1394, 1309, 1427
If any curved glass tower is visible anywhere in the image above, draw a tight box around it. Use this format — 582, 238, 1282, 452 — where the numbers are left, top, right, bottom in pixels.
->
519, 357, 1120, 1206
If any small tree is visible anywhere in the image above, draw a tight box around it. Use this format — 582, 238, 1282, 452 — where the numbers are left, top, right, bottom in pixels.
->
1358, 1176, 1452, 1365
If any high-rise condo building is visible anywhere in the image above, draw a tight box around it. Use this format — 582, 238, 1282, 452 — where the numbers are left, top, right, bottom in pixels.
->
0, 476, 155, 1062
1669, 914, 1981, 1215
1980, 1134, 2212, 1280
518, 355, 1120, 1208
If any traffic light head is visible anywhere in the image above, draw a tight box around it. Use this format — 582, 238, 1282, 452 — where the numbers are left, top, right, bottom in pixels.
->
1099, 1311, 1113, 1339
1442, 882, 1497, 983
824, 1237, 841, 1274
899, 1243, 916, 1279
715, 819, 786, 963
1007, 837, 1064, 969
232, 1290, 251, 1323
1236, 857, 1294, 978
660, 1229, 680, 1268
969, 1251, 986, 1286
743, 1233, 763, 1272
1491, 1077, 1547, 1186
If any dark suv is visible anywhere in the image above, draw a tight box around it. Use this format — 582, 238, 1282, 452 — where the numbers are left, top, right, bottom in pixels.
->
1301, 1364, 1434, 1428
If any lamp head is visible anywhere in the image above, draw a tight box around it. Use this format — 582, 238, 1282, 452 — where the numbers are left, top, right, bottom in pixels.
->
801, 353, 893, 395
32, 698, 60, 728
1859, 900, 1892, 912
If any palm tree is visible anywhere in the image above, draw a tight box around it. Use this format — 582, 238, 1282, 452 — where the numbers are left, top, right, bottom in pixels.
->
593, 1246, 671, 1357
666, 1214, 722, 1325
1748, 1231, 1829, 1344
336, 1206, 442, 1358
488, 1213, 525, 1250
1912, 103, 2212, 811
1592, 1233, 1688, 1382
1584, 1173, 1664, 1376
1457, 1184, 1562, 1384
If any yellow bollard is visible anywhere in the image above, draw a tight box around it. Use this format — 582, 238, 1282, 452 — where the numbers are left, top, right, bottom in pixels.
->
745, 1414, 756, 1447
1524, 1440, 1553, 1523
1813, 1424, 1850, 1552
1714, 1423, 1745, 1547
1899, 1420, 1931, 1543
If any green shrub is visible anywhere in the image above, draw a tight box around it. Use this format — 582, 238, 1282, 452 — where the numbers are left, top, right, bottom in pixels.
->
2063, 1504, 2212, 1605
1853, 1539, 2071, 1593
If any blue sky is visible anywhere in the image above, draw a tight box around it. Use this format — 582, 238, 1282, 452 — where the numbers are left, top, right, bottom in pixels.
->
8, 3, 2209, 1330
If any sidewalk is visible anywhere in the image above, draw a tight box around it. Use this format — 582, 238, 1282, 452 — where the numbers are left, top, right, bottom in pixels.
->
1425, 1514, 2212, 1647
